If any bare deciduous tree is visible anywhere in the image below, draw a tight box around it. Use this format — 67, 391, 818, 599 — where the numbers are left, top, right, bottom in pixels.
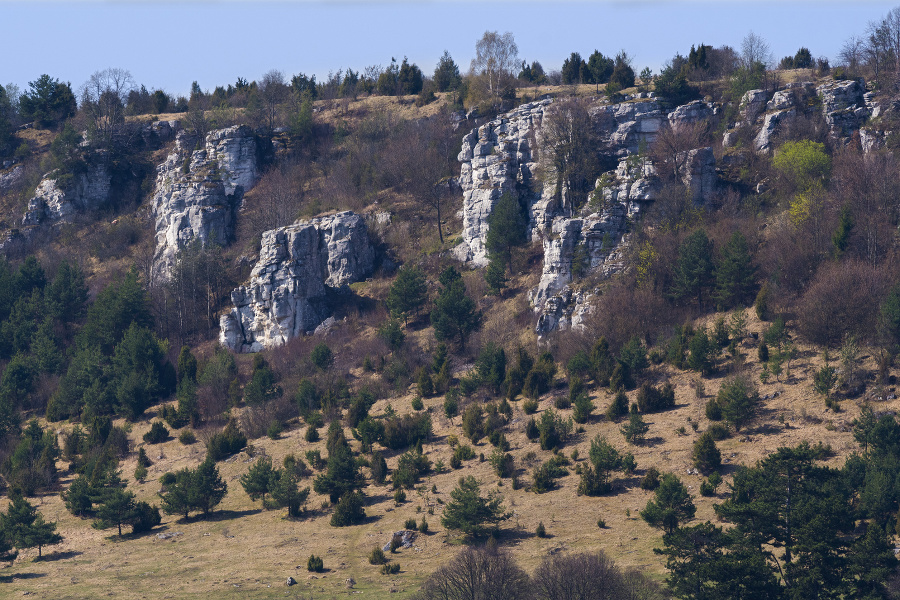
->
539, 97, 599, 214
258, 70, 289, 132
80, 68, 135, 151
412, 544, 531, 600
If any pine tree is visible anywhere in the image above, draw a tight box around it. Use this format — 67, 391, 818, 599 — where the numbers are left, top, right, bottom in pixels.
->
2, 495, 62, 558
240, 456, 275, 507
190, 457, 227, 515
484, 258, 508, 296
431, 267, 480, 350
714, 232, 756, 309
269, 470, 310, 518
485, 193, 526, 270
670, 229, 715, 307
386, 265, 428, 325
93, 488, 137, 537
313, 430, 363, 503
692, 432, 721, 475
641, 473, 696, 534
621, 407, 649, 444
440, 476, 509, 539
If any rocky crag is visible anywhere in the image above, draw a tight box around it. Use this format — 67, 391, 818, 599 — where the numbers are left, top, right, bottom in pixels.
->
456, 96, 721, 335
219, 211, 374, 353
151, 125, 261, 282
22, 162, 112, 226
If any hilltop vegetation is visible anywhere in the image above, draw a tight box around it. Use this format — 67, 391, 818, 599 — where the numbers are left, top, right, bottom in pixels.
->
3, 14, 900, 599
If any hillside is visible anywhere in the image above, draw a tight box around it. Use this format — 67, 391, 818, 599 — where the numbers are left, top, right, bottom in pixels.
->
2, 31, 900, 600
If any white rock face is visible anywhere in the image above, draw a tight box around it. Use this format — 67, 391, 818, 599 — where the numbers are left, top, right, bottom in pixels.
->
816, 79, 868, 140
22, 162, 112, 225
591, 100, 664, 156
219, 211, 374, 353
680, 147, 717, 204
151, 125, 259, 282
455, 99, 551, 266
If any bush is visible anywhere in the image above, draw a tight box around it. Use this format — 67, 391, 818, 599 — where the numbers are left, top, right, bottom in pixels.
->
134, 465, 148, 482
394, 489, 406, 504
453, 444, 476, 462
369, 546, 387, 565
143, 421, 170, 444
536, 521, 547, 537
705, 398, 722, 421
443, 390, 459, 419
538, 409, 572, 451
641, 467, 661, 490
382, 412, 432, 450
330, 491, 366, 527
206, 420, 247, 461
411, 396, 424, 411
307, 555, 324, 572
310, 343, 333, 371
404, 517, 418, 529
489, 449, 515, 478
522, 399, 539, 414
692, 432, 722, 474
606, 389, 629, 421
419, 517, 429, 533
305, 424, 319, 442
525, 417, 539, 440
266, 420, 283, 439
178, 430, 196, 445
381, 562, 400, 575
700, 479, 715, 496
636, 382, 676, 413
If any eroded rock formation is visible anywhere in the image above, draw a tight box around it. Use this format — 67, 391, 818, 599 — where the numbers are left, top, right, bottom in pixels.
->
151, 125, 260, 282
219, 211, 374, 353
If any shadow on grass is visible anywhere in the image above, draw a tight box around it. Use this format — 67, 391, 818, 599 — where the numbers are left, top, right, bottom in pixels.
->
172, 508, 262, 524
0, 572, 46, 582
33, 550, 81, 562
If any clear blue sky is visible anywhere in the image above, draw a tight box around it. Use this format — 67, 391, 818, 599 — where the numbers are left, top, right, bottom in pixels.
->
2, 1, 897, 98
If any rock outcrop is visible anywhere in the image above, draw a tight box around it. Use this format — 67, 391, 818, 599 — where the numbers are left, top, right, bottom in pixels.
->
22, 162, 112, 225
151, 125, 260, 281
591, 100, 664, 156
454, 99, 551, 266
219, 211, 373, 353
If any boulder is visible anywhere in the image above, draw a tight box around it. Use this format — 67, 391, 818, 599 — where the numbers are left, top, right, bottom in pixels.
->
22, 162, 112, 226
219, 211, 373, 353
754, 109, 796, 152
668, 100, 715, 126
740, 89, 768, 123
151, 125, 260, 282
680, 147, 717, 204
817, 79, 868, 140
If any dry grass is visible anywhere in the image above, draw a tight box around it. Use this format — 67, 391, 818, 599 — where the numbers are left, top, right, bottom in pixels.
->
2, 307, 883, 599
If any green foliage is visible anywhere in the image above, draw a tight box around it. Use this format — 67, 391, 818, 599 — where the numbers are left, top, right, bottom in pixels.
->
431, 267, 480, 349
537, 409, 572, 451
143, 421, 169, 444
240, 456, 275, 506
535, 521, 547, 537
489, 448, 515, 478
160, 458, 227, 519
443, 389, 459, 419
386, 265, 427, 325
330, 490, 366, 527
606, 388, 629, 422
484, 258, 508, 296
714, 232, 757, 309
393, 449, 431, 489
641, 467, 661, 490
206, 420, 247, 462
670, 229, 715, 306
441, 476, 509, 540
578, 435, 621, 496
381, 412, 431, 450
2, 494, 62, 557
636, 382, 676, 413
621, 408, 650, 445
640, 472, 696, 534
772, 139, 831, 194
692, 432, 721, 474
314, 429, 363, 504
18, 74, 77, 128
310, 343, 333, 371
475, 342, 507, 396
369, 546, 387, 565
485, 193, 526, 269
524, 352, 557, 399
572, 389, 595, 424
716, 375, 759, 431
3, 419, 59, 496
307, 555, 324, 572
433, 50, 462, 92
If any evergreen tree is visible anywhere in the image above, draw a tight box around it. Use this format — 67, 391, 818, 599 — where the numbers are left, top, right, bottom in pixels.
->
313, 429, 363, 503
641, 473, 696, 534
386, 265, 428, 325
270, 470, 310, 518
587, 50, 615, 90
686, 327, 714, 375
431, 267, 480, 350
92, 488, 137, 536
2, 495, 62, 558
692, 432, 721, 475
621, 408, 650, 445
190, 457, 227, 515
582, 435, 621, 494
484, 258, 508, 296
716, 375, 759, 431
240, 456, 275, 507
433, 50, 462, 92
485, 193, 526, 271
441, 476, 509, 540
714, 232, 756, 309
671, 230, 715, 306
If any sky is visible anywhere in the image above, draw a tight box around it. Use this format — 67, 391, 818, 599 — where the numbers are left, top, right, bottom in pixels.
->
1, 0, 897, 98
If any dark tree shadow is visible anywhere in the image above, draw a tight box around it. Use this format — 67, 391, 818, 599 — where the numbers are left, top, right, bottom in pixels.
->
33, 550, 81, 562
0, 572, 47, 582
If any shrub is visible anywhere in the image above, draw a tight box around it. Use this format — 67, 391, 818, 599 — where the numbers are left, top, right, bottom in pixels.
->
705, 397, 722, 421
606, 388, 629, 421
143, 421, 170, 444
411, 396, 424, 411
536, 521, 547, 537
206, 420, 247, 461
307, 555, 324, 572
522, 399, 539, 414
369, 547, 387, 565
692, 432, 721, 474
266, 420, 283, 439
404, 517, 418, 530
489, 449, 515, 478
417, 368, 434, 398
443, 390, 459, 419
538, 409, 572, 451
394, 489, 406, 504
453, 444, 476, 462
381, 562, 400, 575
134, 465, 148, 482
330, 491, 366, 527
716, 375, 760, 431
461, 403, 484, 443
419, 517, 429, 533
636, 382, 676, 413
305, 424, 319, 442
178, 430, 196, 445
641, 467, 661, 490
700, 479, 715, 496
525, 417, 539, 440
554, 395, 571, 410
382, 412, 432, 450
310, 343, 333, 371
